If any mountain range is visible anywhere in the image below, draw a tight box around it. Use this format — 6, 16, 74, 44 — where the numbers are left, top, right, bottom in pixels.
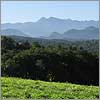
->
1, 17, 99, 40
1, 29, 28, 37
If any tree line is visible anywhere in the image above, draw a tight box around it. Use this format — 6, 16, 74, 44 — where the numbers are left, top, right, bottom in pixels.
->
1, 36, 99, 85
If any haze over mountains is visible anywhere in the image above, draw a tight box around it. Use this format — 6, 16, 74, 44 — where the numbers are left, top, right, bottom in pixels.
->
1, 29, 28, 37
1, 17, 99, 40
48, 26, 99, 40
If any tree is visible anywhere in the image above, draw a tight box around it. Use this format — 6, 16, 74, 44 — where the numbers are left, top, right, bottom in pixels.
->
1, 36, 16, 50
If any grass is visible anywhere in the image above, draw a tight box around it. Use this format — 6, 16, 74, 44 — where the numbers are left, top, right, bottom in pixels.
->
1, 77, 99, 99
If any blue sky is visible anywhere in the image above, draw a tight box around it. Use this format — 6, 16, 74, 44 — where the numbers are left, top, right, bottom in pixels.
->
1, 1, 99, 23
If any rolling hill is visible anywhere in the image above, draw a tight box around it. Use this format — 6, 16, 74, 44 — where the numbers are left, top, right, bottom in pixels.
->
62, 26, 98, 40
1, 29, 29, 37
37, 26, 99, 40
1, 26, 99, 40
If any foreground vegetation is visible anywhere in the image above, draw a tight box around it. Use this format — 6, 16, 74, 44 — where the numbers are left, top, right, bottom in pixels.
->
1, 36, 99, 99
1, 36, 99, 85
1, 77, 99, 99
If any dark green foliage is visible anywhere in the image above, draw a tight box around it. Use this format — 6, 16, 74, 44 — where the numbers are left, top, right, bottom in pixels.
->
8, 35, 99, 55
1, 36, 99, 86
1, 36, 16, 50
16, 40, 31, 50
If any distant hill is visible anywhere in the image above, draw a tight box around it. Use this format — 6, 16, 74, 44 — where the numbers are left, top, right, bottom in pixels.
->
1, 29, 29, 37
63, 26, 99, 40
47, 26, 99, 40
48, 32, 62, 39
4, 35, 98, 54
1, 26, 99, 40
1, 17, 99, 37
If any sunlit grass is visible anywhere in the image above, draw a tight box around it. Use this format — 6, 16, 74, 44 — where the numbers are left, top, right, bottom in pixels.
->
1, 77, 99, 99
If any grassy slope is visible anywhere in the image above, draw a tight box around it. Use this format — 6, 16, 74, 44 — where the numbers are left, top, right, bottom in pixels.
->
1, 77, 99, 99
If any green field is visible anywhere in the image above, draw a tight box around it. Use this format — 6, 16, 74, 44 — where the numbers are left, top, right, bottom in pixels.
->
1, 77, 99, 99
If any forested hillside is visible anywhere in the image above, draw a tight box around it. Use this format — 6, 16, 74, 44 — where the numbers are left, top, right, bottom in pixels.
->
8, 35, 99, 55
1, 36, 99, 85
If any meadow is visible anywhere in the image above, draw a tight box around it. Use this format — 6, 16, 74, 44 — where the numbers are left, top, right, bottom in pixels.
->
1, 77, 99, 99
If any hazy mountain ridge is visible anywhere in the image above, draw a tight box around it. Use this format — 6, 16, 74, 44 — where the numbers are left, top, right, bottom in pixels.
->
1, 29, 29, 37
41, 26, 99, 40
63, 26, 99, 40
1, 26, 99, 40
1, 17, 99, 37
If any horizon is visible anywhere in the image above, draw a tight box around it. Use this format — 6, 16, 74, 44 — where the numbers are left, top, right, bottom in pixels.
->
1, 17, 99, 24
1, 1, 99, 24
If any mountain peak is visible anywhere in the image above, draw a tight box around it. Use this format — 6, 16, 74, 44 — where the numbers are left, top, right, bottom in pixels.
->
38, 17, 47, 22
48, 17, 57, 19
48, 17, 62, 21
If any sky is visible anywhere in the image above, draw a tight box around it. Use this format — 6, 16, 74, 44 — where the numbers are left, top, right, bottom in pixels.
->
1, 1, 99, 23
